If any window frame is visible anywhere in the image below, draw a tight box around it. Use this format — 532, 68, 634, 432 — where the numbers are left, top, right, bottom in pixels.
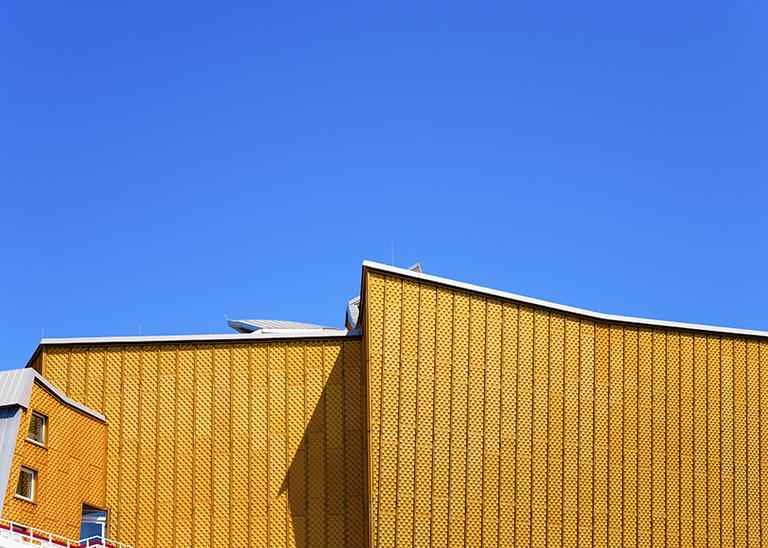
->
26, 411, 48, 448
80, 504, 109, 540
14, 466, 37, 503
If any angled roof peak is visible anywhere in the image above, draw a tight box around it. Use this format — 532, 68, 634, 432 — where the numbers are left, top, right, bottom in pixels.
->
345, 261, 423, 333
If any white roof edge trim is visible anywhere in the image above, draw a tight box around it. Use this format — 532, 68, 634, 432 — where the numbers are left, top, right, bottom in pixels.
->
28, 370, 106, 423
362, 260, 768, 339
38, 329, 353, 346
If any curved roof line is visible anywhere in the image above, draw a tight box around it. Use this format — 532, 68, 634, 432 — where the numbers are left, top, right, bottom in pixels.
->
363, 260, 768, 339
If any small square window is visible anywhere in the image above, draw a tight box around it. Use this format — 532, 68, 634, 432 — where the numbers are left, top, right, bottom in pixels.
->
27, 412, 47, 446
15, 467, 36, 502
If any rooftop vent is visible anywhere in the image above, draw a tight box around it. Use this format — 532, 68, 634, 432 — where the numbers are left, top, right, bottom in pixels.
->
345, 297, 360, 332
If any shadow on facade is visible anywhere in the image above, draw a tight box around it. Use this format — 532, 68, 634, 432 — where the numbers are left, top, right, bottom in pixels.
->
280, 346, 365, 548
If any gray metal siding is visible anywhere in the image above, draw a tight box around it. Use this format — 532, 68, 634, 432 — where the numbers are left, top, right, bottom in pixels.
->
0, 407, 22, 516
0, 370, 33, 409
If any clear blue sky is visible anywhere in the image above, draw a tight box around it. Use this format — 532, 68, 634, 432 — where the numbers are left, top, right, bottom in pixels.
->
1, 2, 767, 369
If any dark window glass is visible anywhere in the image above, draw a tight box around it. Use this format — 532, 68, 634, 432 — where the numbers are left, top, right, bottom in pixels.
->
27, 412, 47, 446
15, 467, 35, 501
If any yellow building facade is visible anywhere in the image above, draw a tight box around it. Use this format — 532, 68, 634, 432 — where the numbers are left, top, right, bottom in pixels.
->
2, 260, 766, 547
363, 263, 767, 548
0, 369, 107, 543
2, 379, 107, 539
32, 338, 366, 548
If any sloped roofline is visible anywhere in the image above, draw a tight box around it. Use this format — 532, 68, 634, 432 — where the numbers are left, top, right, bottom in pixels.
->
33, 369, 106, 422
362, 260, 768, 339
0, 368, 105, 422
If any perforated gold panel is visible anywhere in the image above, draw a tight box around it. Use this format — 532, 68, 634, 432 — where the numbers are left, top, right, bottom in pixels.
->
364, 267, 764, 548
39, 338, 365, 548
29, 264, 768, 547
2, 382, 107, 539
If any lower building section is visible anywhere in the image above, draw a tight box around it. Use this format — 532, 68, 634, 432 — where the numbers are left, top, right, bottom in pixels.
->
38, 338, 366, 548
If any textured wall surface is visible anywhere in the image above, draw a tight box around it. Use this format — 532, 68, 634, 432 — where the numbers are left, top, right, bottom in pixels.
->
365, 267, 768, 548
2, 382, 106, 539
40, 338, 365, 548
